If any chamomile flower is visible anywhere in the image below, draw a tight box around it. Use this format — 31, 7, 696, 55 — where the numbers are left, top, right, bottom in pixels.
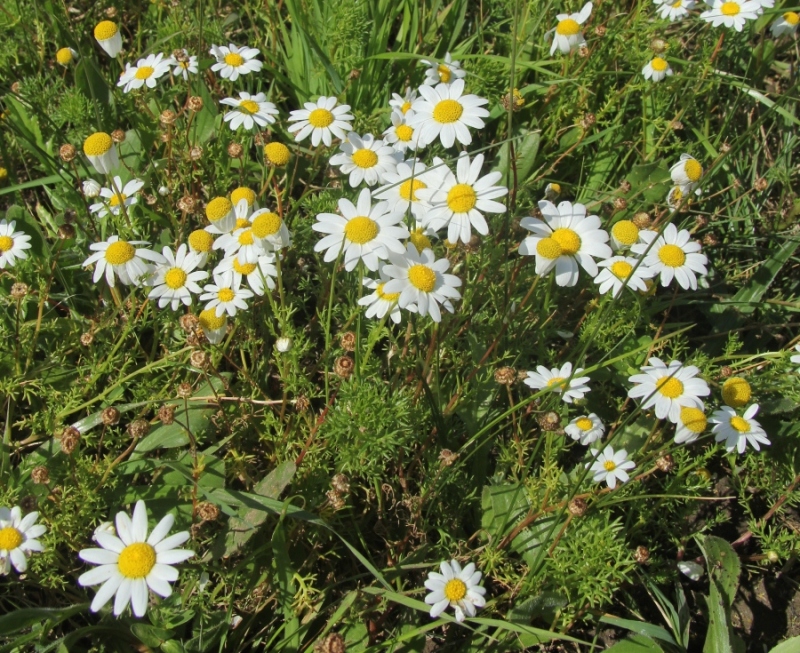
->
389, 88, 418, 116
231, 187, 258, 211
168, 49, 198, 80
0, 220, 31, 269
409, 79, 489, 148
82, 179, 102, 198
209, 43, 263, 81
375, 159, 435, 221
642, 57, 673, 82
329, 132, 401, 187
250, 208, 292, 252
588, 446, 635, 489
594, 255, 655, 297
148, 245, 208, 311
382, 244, 462, 322
214, 252, 277, 295
772, 11, 800, 37
631, 223, 708, 291
419, 152, 508, 245
518, 200, 612, 287
549, 2, 593, 55
544, 183, 562, 202
89, 176, 144, 219
200, 272, 254, 317
198, 308, 227, 344
420, 52, 467, 86
565, 414, 605, 445
627, 357, 710, 423
313, 188, 409, 272
700, 0, 761, 31
358, 272, 405, 324
670, 154, 703, 194
221, 92, 279, 131
264, 142, 291, 167
56, 47, 78, 66
424, 559, 485, 623
721, 377, 752, 408
205, 197, 236, 234
83, 132, 119, 174
0, 506, 46, 575
214, 219, 267, 266
287, 97, 354, 147
523, 362, 591, 404
188, 229, 214, 268
94, 21, 122, 58
77, 500, 194, 618
83, 236, 165, 288
674, 406, 707, 444
118, 53, 172, 93
383, 111, 420, 153
654, 0, 696, 20
711, 404, 770, 454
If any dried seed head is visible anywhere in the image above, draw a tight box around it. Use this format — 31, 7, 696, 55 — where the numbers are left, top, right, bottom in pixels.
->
19, 495, 36, 512
439, 448, 459, 467
177, 195, 196, 213
59, 143, 77, 162
578, 44, 590, 58
227, 142, 243, 158
618, 179, 632, 193
189, 146, 203, 161
613, 197, 628, 211
581, 113, 596, 129
719, 365, 734, 378
144, 193, 157, 206
177, 382, 193, 399
10, 282, 28, 299
594, 25, 607, 37
159, 132, 172, 143
334, 356, 354, 379
158, 404, 176, 425
160, 110, 177, 127
538, 411, 561, 431
295, 394, 310, 412
702, 232, 720, 247
670, 120, 684, 131
501, 88, 525, 112
197, 501, 220, 521
187, 96, 204, 112
656, 453, 675, 473
179, 313, 199, 333
172, 48, 189, 62
632, 212, 652, 229
31, 465, 50, 485
105, 6, 118, 18
754, 177, 768, 192
316, 633, 346, 653
127, 419, 150, 439
101, 406, 121, 425
80, 332, 94, 346
10, 82, 20, 94
326, 489, 346, 510
339, 331, 356, 352
60, 426, 81, 454
58, 224, 76, 240
332, 473, 350, 494
634, 545, 650, 564
720, 142, 731, 153
568, 497, 587, 516
694, 215, 709, 229
494, 366, 517, 386
111, 129, 126, 143
650, 37, 667, 53
190, 350, 208, 369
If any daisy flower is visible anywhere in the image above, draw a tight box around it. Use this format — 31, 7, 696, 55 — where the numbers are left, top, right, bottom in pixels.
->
700, 0, 761, 31
523, 362, 591, 404
711, 404, 770, 454
83, 132, 119, 174
389, 88, 417, 116
518, 200, 612, 287
358, 272, 405, 324
594, 255, 655, 297
89, 176, 144, 219
424, 559, 486, 622
419, 152, 508, 245
231, 187, 258, 211
544, 182, 562, 202
565, 414, 605, 445
631, 223, 708, 291
94, 21, 122, 58
118, 53, 172, 93
627, 357, 710, 423
148, 245, 208, 310
56, 47, 78, 66
264, 142, 291, 167
221, 92, 279, 131
313, 187, 409, 272
329, 132, 401, 187
0, 506, 46, 575
772, 11, 800, 37
205, 196, 236, 234
188, 229, 214, 268
287, 97, 354, 147
198, 308, 227, 344
250, 209, 292, 252
721, 376, 752, 408
420, 52, 467, 86
609, 219, 647, 250
383, 111, 420, 153
382, 244, 462, 322
214, 252, 277, 296
200, 272, 254, 317
168, 49, 198, 80
77, 500, 194, 618
654, 0, 696, 20
409, 79, 489, 148
670, 153, 703, 194
209, 43, 263, 81
375, 159, 435, 222
588, 446, 636, 489
0, 220, 32, 269
83, 236, 165, 288
643, 57, 673, 82
674, 406, 707, 444
549, 2, 593, 55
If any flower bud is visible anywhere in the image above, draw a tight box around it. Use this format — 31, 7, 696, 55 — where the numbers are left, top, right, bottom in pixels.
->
111, 129, 126, 143
101, 406, 121, 425
334, 356, 354, 379
187, 96, 203, 112
59, 144, 77, 162
158, 404, 175, 425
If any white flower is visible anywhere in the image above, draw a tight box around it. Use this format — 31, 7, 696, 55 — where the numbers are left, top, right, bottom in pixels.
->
375, 159, 435, 222
523, 362, 591, 404
0, 506, 46, 575
118, 53, 172, 93
772, 11, 800, 37
383, 111, 421, 153
77, 500, 194, 618
643, 57, 673, 82
83, 132, 119, 175
518, 200, 612, 287
200, 272, 254, 317
82, 179, 102, 198
89, 176, 144, 219
358, 271, 405, 324
313, 188, 409, 272
329, 132, 401, 187
420, 52, 467, 86
287, 97, 354, 147
409, 79, 489, 149
0, 220, 32, 269
711, 404, 770, 454
275, 337, 292, 353
93, 522, 116, 543
654, 0, 696, 20
419, 152, 508, 245
674, 406, 707, 444
548, 2, 593, 55
83, 236, 165, 288
209, 43, 263, 81
188, 229, 214, 268
389, 88, 417, 117
381, 244, 462, 322
565, 414, 605, 445
221, 92, 279, 131
213, 252, 277, 296
148, 245, 208, 311
215, 219, 269, 266
56, 47, 78, 66
700, 0, 761, 31
249, 208, 292, 252
627, 357, 710, 423
594, 255, 655, 297
424, 559, 486, 622
588, 446, 635, 489
791, 344, 800, 370
199, 308, 227, 344
168, 49, 198, 80
631, 223, 708, 291
670, 153, 703, 194
94, 21, 122, 58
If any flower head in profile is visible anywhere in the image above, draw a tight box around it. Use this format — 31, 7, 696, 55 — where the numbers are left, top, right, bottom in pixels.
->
642, 57, 673, 82
287, 97, 353, 147
118, 53, 172, 93
549, 2, 593, 55
94, 21, 122, 58
772, 11, 800, 37
209, 43, 263, 81
0, 506, 46, 575
420, 52, 467, 86
424, 559, 486, 622
710, 404, 770, 454
249, 208, 292, 252
654, 0, 696, 20
83, 236, 165, 288
409, 79, 489, 149
77, 500, 194, 617
83, 132, 119, 174
0, 219, 32, 269
329, 132, 401, 187
524, 362, 591, 404
791, 344, 800, 371
588, 446, 635, 489
56, 47, 78, 66
221, 92, 279, 131
565, 414, 605, 445
700, 0, 761, 31
631, 223, 708, 291
670, 153, 703, 195
89, 177, 144, 219
674, 406, 707, 444
627, 357, 710, 423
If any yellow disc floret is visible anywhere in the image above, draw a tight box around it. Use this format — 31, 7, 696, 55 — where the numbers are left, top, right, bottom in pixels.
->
722, 377, 751, 408
651, 57, 668, 72
231, 187, 256, 207
401, 101, 412, 114
351, 149, 378, 169
94, 21, 118, 40
104, 241, 135, 265
443, 578, 466, 602
117, 542, 156, 579
56, 47, 73, 65
164, 268, 187, 289
551, 228, 581, 255
395, 124, 414, 142
308, 108, 334, 128
611, 220, 639, 246
556, 18, 581, 35
199, 308, 226, 330
0, 236, 14, 252
252, 212, 282, 238
400, 179, 426, 202
547, 376, 565, 389
206, 197, 233, 222
83, 132, 113, 156
603, 460, 617, 471
409, 228, 432, 253
239, 100, 259, 115
376, 282, 400, 302
264, 142, 290, 166
575, 417, 593, 431
730, 416, 750, 433
217, 288, 235, 302
344, 216, 379, 244
0, 526, 23, 551
784, 11, 800, 24
109, 193, 126, 207
437, 65, 452, 83
224, 53, 245, 67
432, 99, 464, 124
233, 259, 257, 275
447, 184, 477, 213
658, 244, 686, 268
188, 229, 213, 252
721, 1, 740, 15
683, 159, 702, 182
135, 66, 154, 80
238, 229, 254, 246
610, 260, 633, 279
536, 237, 562, 260
680, 407, 707, 434
408, 264, 437, 292
656, 377, 683, 398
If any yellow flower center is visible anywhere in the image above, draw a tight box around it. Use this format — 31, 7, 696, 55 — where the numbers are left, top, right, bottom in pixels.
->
135, 66, 154, 80
672, 0, 682, 7
400, 179, 426, 202
658, 244, 686, 268
401, 101, 412, 114
94, 20, 118, 40
0, 235, 14, 252
239, 99, 260, 115
651, 57, 668, 72
547, 376, 565, 389
376, 282, 400, 302
0, 526, 23, 551
611, 220, 639, 245
656, 377, 684, 399
231, 187, 256, 207
233, 259, 257, 275
432, 99, 464, 124
556, 18, 581, 36
447, 184, 477, 213
179, 62, 189, 69
408, 264, 437, 292
308, 108, 335, 128
199, 308, 226, 330
109, 192, 127, 207
238, 229, 254, 246
443, 578, 467, 601
264, 142, 290, 165
351, 148, 379, 169
730, 416, 750, 433
395, 124, 414, 142
217, 288, 235, 302
252, 212, 282, 238
83, 132, 113, 156
684, 159, 702, 182
189, 229, 213, 252
56, 47, 73, 65
234, 218, 248, 230
224, 53, 245, 67
680, 407, 707, 434
721, 1, 740, 15
551, 228, 581, 255
610, 261, 633, 279
536, 237, 562, 260
344, 216, 379, 244
164, 267, 187, 289
575, 417, 593, 431
784, 11, 799, 24
206, 197, 233, 222
105, 241, 136, 265
603, 460, 617, 471
722, 377, 751, 408
409, 229, 432, 252
437, 65, 452, 83
117, 542, 157, 579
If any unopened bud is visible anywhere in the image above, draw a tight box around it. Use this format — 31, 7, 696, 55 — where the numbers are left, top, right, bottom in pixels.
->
568, 497, 587, 516
127, 419, 150, 439
227, 142, 243, 158
101, 407, 121, 425
634, 545, 650, 564
111, 129, 126, 143
158, 404, 175, 425
334, 356, 354, 379
187, 96, 204, 112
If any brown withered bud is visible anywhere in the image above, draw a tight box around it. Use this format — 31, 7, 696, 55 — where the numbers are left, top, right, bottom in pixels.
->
172, 48, 189, 63
632, 212, 652, 229
650, 38, 667, 53
11, 81, 21, 94
703, 233, 720, 247
159, 132, 172, 144
613, 197, 628, 211
63, 209, 76, 224
439, 449, 459, 467
127, 419, 150, 439
334, 356, 354, 379
581, 113, 596, 129
339, 331, 356, 352
538, 411, 561, 431
177, 382, 193, 399
144, 194, 157, 206
326, 489, 346, 510
494, 366, 517, 386
295, 395, 310, 412
59, 144, 77, 162
80, 332, 94, 346
187, 96, 204, 112
190, 350, 208, 369
179, 314, 200, 333
332, 473, 350, 494
197, 501, 220, 521
634, 545, 651, 564
177, 195, 196, 213
60, 426, 81, 454
348, 68, 361, 80
253, 131, 268, 147
670, 120, 684, 131
316, 633, 346, 653
19, 495, 36, 512
720, 365, 734, 378
754, 177, 768, 192
111, 129, 126, 143
189, 146, 203, 161
31, 466, 50, 485
10, 282, 28, 299
227, 142, 243, 158
58, 224, 76, 239
720, 142, 732, 153
656, 453, 675, 473
501, 88, 525, 112
158, 404, 176, 425
694, 215, 709, 229
160, 110, 177, 127
594, 25, 606, 37
618, 179, 632, 193
578, 44, 590, 58
101, 406, 121, 425
568, 497, 587, 516
105, 7, 118, 18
